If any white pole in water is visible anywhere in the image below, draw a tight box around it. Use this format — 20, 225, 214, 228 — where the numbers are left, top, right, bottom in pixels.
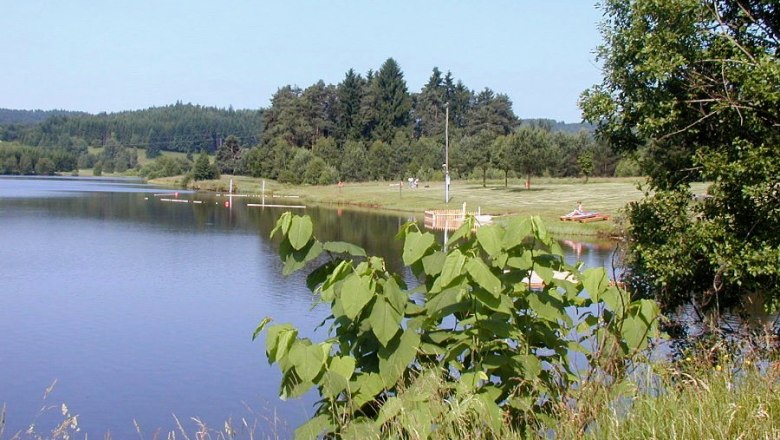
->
444, 103, 450, 204
262, 179, 266, 206
229, 178, 234, 208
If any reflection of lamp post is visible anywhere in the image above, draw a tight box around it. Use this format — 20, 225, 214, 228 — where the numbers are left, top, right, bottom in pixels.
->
444, 103, 449, 204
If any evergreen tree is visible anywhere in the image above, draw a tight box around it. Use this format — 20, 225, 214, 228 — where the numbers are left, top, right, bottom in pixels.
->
416, 67, 447, 137
216, 135, 242, 174
373, 58, 412, 142
193, 150, 217, 180
336, 69, 365, 141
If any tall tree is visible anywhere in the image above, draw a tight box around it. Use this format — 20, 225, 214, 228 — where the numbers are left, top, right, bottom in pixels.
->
216, 134, 242, 174
415, 67, 448, 137
193, 150, 218, 180
510, 126, 551, 189
372, 58, 412, 143
336, 69, 366, 141
580, 0, 780, 310
467, 88, 518, 137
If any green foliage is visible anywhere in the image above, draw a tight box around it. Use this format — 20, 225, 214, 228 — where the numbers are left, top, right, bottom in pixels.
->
1, 103, 263, 155
139, 155, 193, 179
258, 213, 660, 438
192, 150, 218, 181
582, 0, 780, 310
34, 157, 55, 175
577, 151, 594, 182
215, 134, 242, 174
614, 154, 642, 177
0, 143, 78, 175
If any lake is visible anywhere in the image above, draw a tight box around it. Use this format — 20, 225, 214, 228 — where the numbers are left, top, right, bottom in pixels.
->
0, 176, 616, 438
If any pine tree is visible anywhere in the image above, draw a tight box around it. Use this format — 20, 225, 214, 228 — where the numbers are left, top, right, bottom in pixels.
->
373, 58, 412, 142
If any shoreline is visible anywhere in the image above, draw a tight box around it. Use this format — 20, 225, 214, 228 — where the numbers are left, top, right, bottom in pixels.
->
147, 175, 657, 238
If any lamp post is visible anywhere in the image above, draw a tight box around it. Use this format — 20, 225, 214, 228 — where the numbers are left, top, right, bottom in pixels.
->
444, 103, 449, 204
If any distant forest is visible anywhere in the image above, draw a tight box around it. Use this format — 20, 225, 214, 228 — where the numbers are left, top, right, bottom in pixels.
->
0, 108, 89, 125
1, 58, 628, 183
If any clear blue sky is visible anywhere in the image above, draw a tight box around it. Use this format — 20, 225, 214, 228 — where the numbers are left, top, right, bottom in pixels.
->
1, 1, 603, 122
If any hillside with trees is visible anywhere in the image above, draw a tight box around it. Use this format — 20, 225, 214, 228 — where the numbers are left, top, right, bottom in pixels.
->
0, 103, 264, 155
1, 58, 627, 183
0, 108, 88, 125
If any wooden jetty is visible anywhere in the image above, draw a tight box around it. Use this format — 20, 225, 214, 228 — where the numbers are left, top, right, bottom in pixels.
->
424, 203, 492, 231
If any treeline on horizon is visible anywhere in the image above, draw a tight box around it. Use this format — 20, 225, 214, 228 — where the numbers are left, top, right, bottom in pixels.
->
0, 58, 633, 183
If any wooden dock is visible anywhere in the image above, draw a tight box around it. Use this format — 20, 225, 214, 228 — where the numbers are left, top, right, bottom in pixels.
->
424, 204, 492, 231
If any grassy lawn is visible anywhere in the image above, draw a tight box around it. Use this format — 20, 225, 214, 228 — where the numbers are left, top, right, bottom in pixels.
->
150, 175, 709, 236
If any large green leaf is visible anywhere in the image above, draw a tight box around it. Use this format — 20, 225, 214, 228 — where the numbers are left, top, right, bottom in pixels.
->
402, 231, 435, 265
294, 414, 332, 440
270, 211, 292, 238
351, 372, 385, 408
320, 371, 348, 398
288, 341, 325, 383
581, 267, 609, 302
328, 355, 356, 380
281, 240, 323, 276
601, 286, 630, 317
323, 241, 367, 257
440, 249, 467, 286
528, 291, 565, 323
446, 216, 476, 245
288, 215, 313, 250
622, 299, 659, 352
340, 274, 374, 320
378, 328, 420, 386
265, 324, 297, 364
531, 215, 548, 241
506, 249, 533, 271
476, 224, 504, 256
381, 277, 407, 315
514, 353, 542, 379
502, 217, 532, 249
421, 252, 446, 276
369, 297, 402, 347
425, 288, 466, 320
466, 257, 502, 297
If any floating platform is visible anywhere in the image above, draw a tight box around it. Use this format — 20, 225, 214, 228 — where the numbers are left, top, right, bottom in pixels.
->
560, 213, 610, 223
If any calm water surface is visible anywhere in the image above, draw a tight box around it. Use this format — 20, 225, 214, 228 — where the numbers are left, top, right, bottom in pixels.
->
0, 176, 615, 438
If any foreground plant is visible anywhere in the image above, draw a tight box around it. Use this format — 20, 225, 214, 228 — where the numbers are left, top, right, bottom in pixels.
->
256, 213, 659, 438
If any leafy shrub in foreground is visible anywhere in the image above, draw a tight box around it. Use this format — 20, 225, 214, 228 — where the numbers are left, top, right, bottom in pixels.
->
256, 213, 659, 438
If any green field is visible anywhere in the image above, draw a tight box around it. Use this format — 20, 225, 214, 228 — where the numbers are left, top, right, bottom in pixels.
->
151, 175, 710, 236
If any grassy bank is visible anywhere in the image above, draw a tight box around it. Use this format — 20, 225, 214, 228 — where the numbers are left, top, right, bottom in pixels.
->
367, 359, 780, 439
150, 175, 709, 236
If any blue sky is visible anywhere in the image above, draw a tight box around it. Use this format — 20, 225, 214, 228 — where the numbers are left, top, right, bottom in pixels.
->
1, 1, 603, 122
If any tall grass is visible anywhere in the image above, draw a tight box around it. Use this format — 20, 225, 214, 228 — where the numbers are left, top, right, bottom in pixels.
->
335, 357, 780, 439
560, 361, 780, 439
